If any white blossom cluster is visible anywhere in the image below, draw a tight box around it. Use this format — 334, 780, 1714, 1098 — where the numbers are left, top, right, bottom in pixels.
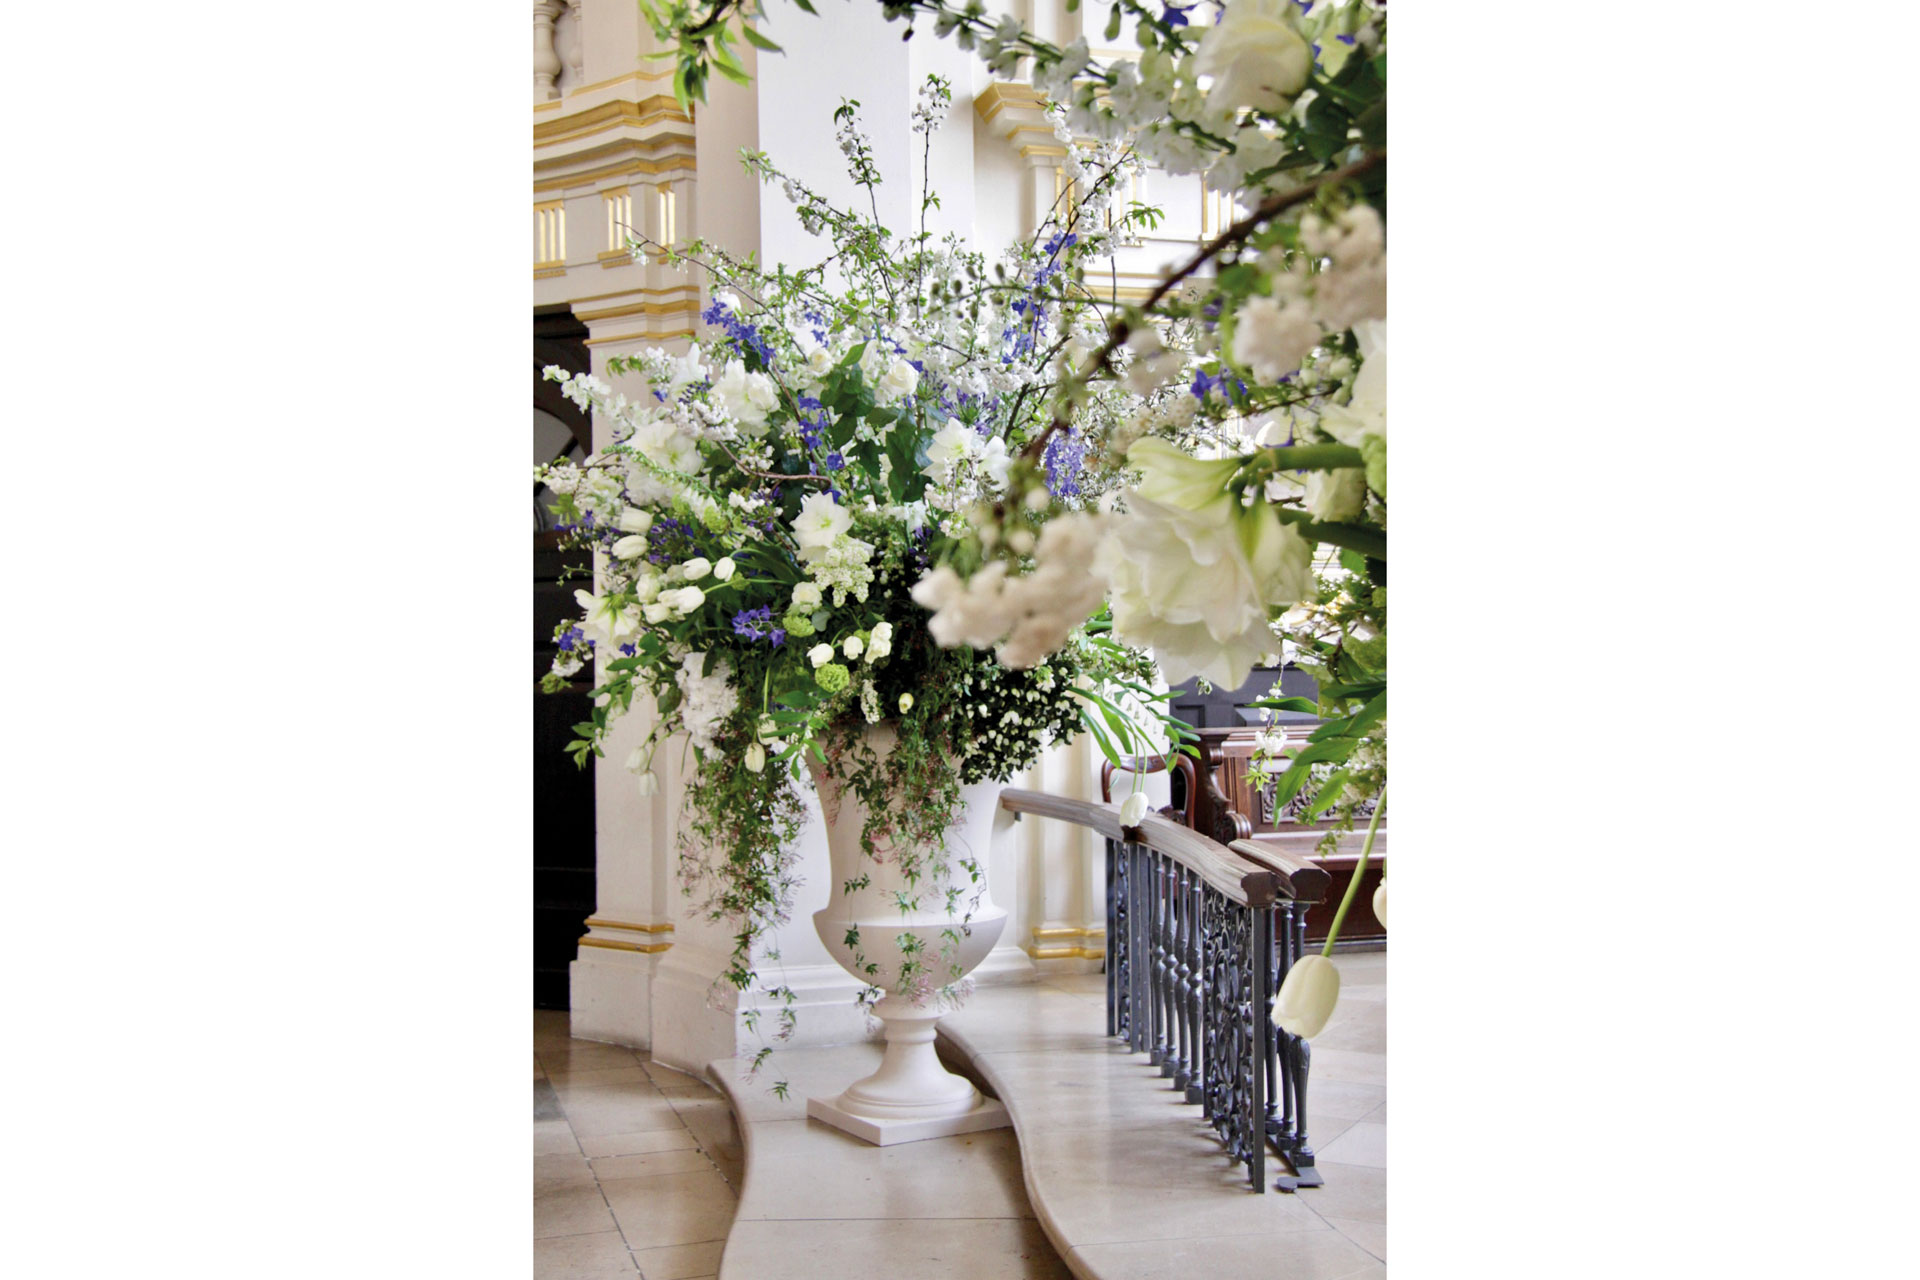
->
675, 652, 738, 752
912, 512, 1113, 668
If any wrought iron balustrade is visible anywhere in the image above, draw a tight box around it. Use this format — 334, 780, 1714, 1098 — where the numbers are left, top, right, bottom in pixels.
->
999, 789, 1332, 1193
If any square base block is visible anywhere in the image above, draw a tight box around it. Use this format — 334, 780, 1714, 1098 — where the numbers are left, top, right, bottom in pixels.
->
804, 1093, 1012, 1146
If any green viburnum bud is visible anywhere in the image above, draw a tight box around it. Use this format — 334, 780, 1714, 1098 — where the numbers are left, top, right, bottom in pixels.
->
1360, 435, 1387, 499
816, 662, 851, 694
700, 505, 728, 533
782, 610, 816, 637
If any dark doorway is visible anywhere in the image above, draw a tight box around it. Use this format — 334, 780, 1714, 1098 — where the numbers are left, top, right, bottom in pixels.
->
534, 308, 596, 1010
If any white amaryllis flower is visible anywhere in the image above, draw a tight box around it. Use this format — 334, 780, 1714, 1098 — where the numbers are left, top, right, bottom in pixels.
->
1118, 791, 1150, 827
1372, 880, 1387, 930
712, 359, 777, 431
1099, 439, 1313, 689
807, 642, 834, 668
793, 492, 853, 555
711, 557, 736, 582
574, 588, 641, 645
1317, 319, 1387, 446
1271, 954, 1340, 1038
1195, 0, 1314, 117
922, 418, 975, 481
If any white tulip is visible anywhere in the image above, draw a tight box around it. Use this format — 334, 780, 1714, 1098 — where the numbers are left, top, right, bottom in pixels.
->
1271, 954, 1341, 1039
635, 771, 659, 797
681, 557, 712, 580
842, 635, 864, 660
617, 508, 654, 535
662, 585, 705, 614
611, 534, 649, 561
745, 743, 766, 773
867, 621, 893, 661
898, 693, 914, 713
712, 557, 736, 582
625, 746, 647, 772
1372, 880, 1387, 930
642, 602, 673, 624
1118, 791, 1150, 827
808, 643, 834, 668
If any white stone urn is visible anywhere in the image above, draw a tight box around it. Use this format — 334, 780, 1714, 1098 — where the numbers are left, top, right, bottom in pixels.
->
805, 724, 1011, 1145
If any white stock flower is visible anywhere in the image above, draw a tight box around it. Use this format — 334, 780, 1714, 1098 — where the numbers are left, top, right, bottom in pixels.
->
1271, 954, 1340, 1039
1118, 791, 1150, 827
1195, 0, 1314, 117
1231, 293, 1320, 384
808, 642, 834, 668
712, 557, 736, 582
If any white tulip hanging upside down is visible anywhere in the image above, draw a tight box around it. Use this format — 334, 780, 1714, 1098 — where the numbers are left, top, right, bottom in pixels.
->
1373, 880, 1387, 930
1272, 786, 1386, 1040
1118, 790, 1150, 828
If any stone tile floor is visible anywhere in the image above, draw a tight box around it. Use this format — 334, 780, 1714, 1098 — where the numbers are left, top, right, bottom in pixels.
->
535, 949, 1384, 1279
534, 1011, 743, 1279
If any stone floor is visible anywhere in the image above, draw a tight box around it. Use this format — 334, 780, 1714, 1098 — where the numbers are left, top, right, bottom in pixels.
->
534, 1010, 744, 1279
534, 949, 1384, 1279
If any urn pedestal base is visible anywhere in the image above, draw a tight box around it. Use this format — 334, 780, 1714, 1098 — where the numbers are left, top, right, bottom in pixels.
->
802, 996, 1012, 1145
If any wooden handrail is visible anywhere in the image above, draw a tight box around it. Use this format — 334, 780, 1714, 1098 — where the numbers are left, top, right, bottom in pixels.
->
999, 787, 1281, 909
1228, 840, 1333, 905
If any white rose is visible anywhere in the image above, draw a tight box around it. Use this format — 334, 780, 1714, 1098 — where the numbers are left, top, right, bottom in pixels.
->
842, 635, 864, 660
1194, 0, 1314, 117
1303, 468, 1368, 522
806, 346, 835, 380
713, 359, 771, 430
877, 356, 919, 404
1271, 953, 1340, 1039
745, 371, 778, 418
712, 557, 736, 582
808, 643, 834, 668
681, 557, 712, 580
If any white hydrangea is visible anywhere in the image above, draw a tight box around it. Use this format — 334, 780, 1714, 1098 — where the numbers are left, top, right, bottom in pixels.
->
675, 652, 738, 753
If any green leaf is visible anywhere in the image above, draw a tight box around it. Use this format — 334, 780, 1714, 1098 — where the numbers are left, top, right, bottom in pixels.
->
1248, 696, 1320, 715
740, 24, 783, 53
1304, 769, 1350, 820
1339, 548, 1368, 575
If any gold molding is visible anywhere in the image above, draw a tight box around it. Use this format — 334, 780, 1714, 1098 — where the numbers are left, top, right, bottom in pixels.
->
536, 96, 692, 147
574, 298, 700, 324
1031, 927, 1107, 942
1018, 143, 1070, 159
583, 916, 674, 935
974, 81, 1048, 125
585, 328, 695, 347
535, 67, 677, 114
535, 265, 567, 278
1028, 945, 1104, 960
560, 284, 700, 305
578, 936, 672, 954
598, 249, 636, 268
535, 151, 697, 194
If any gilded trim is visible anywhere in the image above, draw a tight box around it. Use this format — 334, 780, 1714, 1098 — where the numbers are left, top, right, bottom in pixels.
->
561, 284, 700, 305
598, 249, 636, 267
535, 265, 567, 278
534, 151, 697, 194
574, 298, 700, 324
583, 916, 675, 935
974, 81, 1048, 125
1028, 945, 1105, 960
534, 67, 676, 114
535, 96, 692, 147
585, 328, 695, 347
578, 936, 672, 954
1031, 927, 1107, 942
